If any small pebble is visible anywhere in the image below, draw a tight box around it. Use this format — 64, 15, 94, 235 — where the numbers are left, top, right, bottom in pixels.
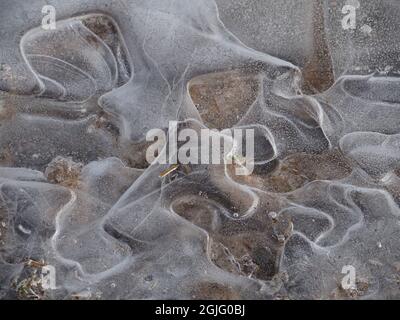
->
277, 235, 286, 243
144, 275, 153, 282
269, 211, 278, 220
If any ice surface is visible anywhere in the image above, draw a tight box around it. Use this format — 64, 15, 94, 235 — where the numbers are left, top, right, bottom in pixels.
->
0, 0, 400, 300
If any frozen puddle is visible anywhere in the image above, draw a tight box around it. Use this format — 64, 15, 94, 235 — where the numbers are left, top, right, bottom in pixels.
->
0, 0, 400, 300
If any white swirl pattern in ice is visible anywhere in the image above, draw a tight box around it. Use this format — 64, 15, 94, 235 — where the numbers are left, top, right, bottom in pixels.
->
0, 0, 400, 299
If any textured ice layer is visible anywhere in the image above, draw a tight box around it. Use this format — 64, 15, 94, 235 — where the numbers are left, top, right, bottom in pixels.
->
0, 0, 400, 299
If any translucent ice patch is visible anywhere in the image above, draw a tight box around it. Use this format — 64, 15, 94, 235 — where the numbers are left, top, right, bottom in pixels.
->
340, 132, 400, 177
22, 14, 131, 103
